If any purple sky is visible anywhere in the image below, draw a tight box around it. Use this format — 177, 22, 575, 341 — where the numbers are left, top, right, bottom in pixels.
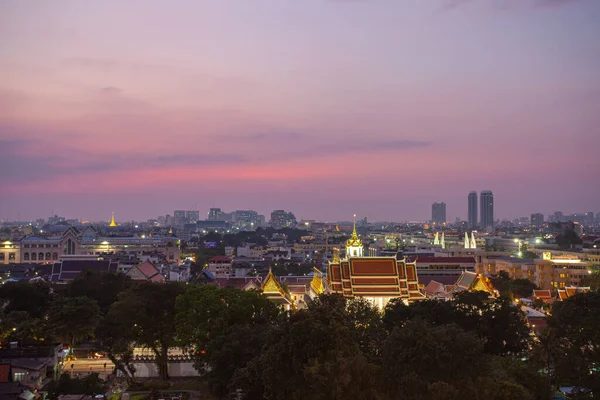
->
1, 0, 599, 223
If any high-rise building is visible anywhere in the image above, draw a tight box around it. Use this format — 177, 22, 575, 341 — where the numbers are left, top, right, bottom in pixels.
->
468, 191, 478, 228
584, 212, 594, 227
531, 213, 544, 228
231, 210, 265, 230
173, 210, 186, 226
270, 209, 297, 229
186, 210, 200, 222
431, 202, 446, 225
480, 190, 494, 229
208, 208, 224, 221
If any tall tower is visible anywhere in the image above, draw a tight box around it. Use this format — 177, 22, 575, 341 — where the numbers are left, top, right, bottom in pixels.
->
431, 202, 446, 225
468, 191, 478, 228
480, 190, 494, 229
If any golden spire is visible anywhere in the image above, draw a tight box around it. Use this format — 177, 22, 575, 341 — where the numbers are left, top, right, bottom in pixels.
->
109, 212, 117, 227
346, 214, 362, 247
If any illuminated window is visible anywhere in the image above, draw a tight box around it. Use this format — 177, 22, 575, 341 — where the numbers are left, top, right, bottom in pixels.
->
14, 372, 26, 382
559, 282, 566, 288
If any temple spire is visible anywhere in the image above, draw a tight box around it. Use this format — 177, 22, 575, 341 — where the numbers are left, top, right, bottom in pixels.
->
441, 232, 445, 249
346, 214, 363, 258
464, 232, 470, 249
470, 232, 477, 249
434, 232, 439, 245
109, 212, 117, 227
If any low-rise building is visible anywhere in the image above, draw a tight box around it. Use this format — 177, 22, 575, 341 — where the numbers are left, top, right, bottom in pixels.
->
207, 256, 232, 278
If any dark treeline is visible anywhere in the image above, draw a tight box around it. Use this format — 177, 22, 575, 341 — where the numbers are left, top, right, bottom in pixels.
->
1, 272, 599, 399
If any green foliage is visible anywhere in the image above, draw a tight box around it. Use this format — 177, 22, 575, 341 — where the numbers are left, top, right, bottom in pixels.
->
66, 270, 133, 314
0, 310, 46, 345
490, 272, 538, 299
175, 285, 281, 396
272, 262, 314, 276
580, 272, 600, 291
47, 296, 101, 351
0, 280, 53, 318
548, 291, 600, 394
381, 321, 485, 399
235, 295, 382, 400
101, 283, 186, 380
142, 381, 171, 390
384, 292, 531, 356
555, 229, 583, 250
46, 373, 106, 400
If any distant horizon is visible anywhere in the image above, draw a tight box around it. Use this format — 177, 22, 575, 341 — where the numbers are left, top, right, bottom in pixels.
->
2, 1, 599, 222
2, 200, 597, 225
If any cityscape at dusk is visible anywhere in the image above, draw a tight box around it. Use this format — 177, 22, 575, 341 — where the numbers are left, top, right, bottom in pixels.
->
1, 1, 600, 400
2, 0, 600, 221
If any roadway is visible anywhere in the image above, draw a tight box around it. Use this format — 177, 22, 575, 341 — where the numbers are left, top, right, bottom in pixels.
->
63, 358, 115, 379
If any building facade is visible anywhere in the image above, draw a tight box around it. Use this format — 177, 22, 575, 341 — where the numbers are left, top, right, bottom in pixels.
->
480, 190, 494, 229
531, 213, 544, 228
0, 227, 180, 265
270, 209, 297, 229
468, 191, 478, 228
431, 202, 446, 225
327, 222, 424, 308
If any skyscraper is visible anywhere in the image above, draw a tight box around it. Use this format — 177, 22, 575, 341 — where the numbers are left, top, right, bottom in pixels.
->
480, 190, 494, 229
431, 202, 446, 225
468, 191, 478, 228
531, 213, 544, 228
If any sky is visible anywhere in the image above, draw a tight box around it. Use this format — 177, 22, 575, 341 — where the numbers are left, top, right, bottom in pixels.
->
1, 0, 599, 223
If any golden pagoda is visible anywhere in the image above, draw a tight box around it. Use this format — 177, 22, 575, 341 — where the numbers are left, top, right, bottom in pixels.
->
346, 214, 363, 257
109, 212, 117, 227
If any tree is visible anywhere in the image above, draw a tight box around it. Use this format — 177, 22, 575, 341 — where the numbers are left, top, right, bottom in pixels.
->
175, 286, 281, 396
102, 283, 185, 380
384, 292, 530, 356
240, 295, 382, 400
0, 311, 46, 345
66, 271, 133, 314
383, 298, 458, 330
555, 229, 583, 250
0, 280, 53, 318
549, 291, 600, 395
47, 297, 101, 358
381, 321, 485, 399
46, 373, 106, 400
454, 292, 531, 356
580, 272, 600, 291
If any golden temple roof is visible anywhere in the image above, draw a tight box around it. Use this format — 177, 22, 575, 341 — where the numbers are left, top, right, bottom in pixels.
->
310, 267, 325, 295
263, 268, 285, 296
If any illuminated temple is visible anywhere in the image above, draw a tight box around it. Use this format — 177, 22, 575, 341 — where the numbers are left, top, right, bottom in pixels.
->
327, 218, 425, 308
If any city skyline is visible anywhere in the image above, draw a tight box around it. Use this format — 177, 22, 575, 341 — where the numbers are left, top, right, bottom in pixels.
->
2, 0, 600, 221
2, 202, 598, 225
